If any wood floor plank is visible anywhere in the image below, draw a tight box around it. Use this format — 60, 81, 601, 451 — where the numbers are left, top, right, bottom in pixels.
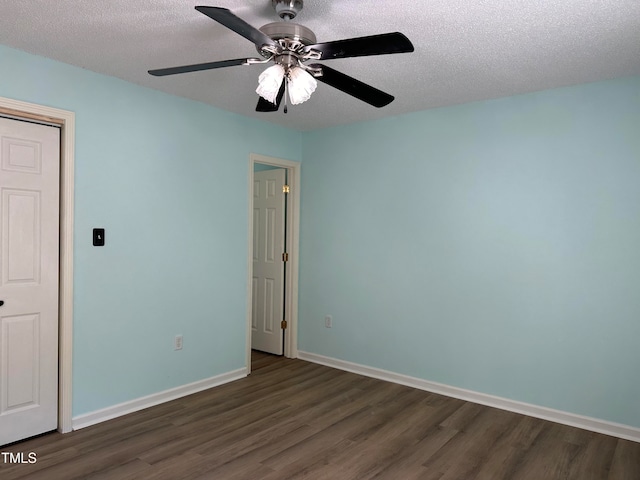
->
298, 397, 438, 480
434, 408, 524, 480
508, 423, 587, 480
567, 432, 617, 480
258, 438, 357, 480
198, 423, 319, 471
607, 439, 640, 480
471, 415, 545, 480
117, 451, 215, 480
84, 459, 151, 480
1, 353, 638, 480
369, 425, 460, 480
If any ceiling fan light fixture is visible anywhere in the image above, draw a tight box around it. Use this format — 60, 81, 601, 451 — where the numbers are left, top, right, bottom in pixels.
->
287, 66, 317, 105
256, 64, 286, 104
149, 6, 414, 113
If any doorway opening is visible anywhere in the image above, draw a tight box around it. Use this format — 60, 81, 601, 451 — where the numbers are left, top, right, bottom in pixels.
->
247, 154, 300, 373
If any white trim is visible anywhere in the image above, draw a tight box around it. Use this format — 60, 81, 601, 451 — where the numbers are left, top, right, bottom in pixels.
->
72, 369, 246, 430
247, 154, 301, 372
0, 96, 75, 434
298, 351, 640, 444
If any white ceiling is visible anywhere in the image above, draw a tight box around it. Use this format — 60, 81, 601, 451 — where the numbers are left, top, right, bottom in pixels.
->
1, 0, 639, 131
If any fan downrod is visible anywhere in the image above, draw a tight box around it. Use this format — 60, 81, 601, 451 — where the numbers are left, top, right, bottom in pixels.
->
272, 0, 303, 20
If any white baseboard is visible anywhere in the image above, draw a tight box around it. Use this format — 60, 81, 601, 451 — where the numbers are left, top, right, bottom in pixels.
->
72, 368, 246, 430
297, 351, 640, 443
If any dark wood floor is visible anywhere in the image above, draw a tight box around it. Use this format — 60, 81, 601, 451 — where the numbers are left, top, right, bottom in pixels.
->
1, 351, 639, 479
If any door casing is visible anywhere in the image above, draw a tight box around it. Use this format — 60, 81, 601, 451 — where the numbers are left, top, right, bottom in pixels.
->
247, 154, 300, 372
0, 96, 75, 434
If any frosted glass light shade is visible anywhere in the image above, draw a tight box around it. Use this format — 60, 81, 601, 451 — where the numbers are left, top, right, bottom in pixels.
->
287, 67, 317, 105
256, 64, 285, 104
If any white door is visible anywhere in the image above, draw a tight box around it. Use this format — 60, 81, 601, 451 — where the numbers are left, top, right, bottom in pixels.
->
252, 169, 286, 355
0, 117, 60, 446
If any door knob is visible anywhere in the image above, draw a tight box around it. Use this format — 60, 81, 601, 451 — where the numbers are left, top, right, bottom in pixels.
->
0, 301, 4, 306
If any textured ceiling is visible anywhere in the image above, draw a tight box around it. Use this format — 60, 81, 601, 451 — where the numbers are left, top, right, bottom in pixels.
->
1, 0, 639, 131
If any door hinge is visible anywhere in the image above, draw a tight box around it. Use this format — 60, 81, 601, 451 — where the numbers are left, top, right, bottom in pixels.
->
281, 319, 288, 329
283, 185, 290, 194
282, 252, 289, 262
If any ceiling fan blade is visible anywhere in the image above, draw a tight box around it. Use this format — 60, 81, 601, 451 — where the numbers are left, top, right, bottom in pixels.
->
256, 82, 286, 112
148, 58, 250, 76
303, 32, 414, 60
308, 64, 394, 108
195, 6, 277, 49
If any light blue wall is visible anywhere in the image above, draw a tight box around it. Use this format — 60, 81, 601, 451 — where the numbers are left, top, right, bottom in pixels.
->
3, 42, 640, 430
300, 76, 640, 428
0, 45, 301, 416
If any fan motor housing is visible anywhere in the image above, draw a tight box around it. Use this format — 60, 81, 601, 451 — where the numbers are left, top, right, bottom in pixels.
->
259, 22, 317, 47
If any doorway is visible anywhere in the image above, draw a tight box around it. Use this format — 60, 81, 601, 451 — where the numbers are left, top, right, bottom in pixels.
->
247, 154, 300, 373
0, 96, 75, 437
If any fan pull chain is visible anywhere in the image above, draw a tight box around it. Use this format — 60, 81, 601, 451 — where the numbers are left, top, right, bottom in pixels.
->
284, 73, 289, 114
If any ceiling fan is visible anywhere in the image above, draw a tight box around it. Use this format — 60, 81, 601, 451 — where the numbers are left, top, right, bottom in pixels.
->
148, 0, 414, 113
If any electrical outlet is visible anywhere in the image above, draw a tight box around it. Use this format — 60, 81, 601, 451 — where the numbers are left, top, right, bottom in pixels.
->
174, 335, 183, 350
325, 315, 332, 328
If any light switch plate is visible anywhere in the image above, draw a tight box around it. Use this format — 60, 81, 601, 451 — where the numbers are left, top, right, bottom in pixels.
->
93, 228, 105, 246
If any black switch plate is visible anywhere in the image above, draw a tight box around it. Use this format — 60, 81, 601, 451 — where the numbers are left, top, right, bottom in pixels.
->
93, 228, 105, 246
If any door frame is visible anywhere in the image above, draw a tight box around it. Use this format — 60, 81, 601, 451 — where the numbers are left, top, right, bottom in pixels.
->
0, 96, 75, 434
247, 153, 300, 372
